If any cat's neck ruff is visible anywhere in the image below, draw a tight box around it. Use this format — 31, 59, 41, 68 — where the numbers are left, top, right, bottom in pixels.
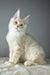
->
9, 29, 25, 39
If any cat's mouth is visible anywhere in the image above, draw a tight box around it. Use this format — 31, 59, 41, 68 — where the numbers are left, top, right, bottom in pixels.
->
15, 28, 20, 32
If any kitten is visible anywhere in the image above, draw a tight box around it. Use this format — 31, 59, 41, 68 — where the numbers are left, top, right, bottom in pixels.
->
5, 9, 46, 66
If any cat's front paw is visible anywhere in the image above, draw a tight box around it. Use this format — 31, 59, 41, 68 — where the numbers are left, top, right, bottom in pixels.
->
5, 61, 15, 66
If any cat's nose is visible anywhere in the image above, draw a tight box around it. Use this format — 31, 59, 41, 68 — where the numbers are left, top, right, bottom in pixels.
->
17, 25, 19, 28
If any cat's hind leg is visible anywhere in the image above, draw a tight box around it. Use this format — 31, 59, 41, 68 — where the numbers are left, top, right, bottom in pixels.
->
24, 59, 47, 66
24, 60, 38, 66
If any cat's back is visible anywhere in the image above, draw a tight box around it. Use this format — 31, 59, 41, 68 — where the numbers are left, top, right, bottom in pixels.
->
24, 33, 38, 45
24, 33, 44, 53
22, 33, 46, 62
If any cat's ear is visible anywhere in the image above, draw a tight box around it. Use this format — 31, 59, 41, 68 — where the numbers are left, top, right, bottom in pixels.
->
14, 9, 20, 19
23, 15, 30, 24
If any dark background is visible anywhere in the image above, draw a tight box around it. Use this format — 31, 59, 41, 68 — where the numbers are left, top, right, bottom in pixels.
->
0, 0, 50, 58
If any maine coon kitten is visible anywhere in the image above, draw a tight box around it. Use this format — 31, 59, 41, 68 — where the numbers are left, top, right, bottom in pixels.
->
5, 9, 46, 66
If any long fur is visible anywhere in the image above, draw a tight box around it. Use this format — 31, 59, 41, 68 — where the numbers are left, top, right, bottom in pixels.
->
5, 9, 46, 66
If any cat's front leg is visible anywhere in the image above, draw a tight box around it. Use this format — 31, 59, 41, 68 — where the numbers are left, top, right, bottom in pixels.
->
11, 48, 21, 64
5, 50, 13, 66
5, 48, 21, 66
9, 49, 13, 61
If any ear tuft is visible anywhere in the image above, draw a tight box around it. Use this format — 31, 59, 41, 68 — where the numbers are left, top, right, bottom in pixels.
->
23, 15, 30, 24
14, 9, 20, 19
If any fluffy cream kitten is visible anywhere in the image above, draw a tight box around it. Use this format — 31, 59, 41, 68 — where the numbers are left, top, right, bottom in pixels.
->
5, 9, 46, 66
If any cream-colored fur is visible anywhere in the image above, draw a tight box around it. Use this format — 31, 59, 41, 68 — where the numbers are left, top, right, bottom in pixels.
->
5, 9, 46, 66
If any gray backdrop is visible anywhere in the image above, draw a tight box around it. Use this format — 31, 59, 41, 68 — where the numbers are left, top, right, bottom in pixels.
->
0, 0, 50, 58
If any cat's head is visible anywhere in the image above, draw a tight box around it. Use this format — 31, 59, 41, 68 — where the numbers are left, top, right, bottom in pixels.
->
9, 9, 30, 32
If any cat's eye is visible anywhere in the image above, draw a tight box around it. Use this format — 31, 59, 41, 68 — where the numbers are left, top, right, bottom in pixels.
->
15, 21, 17, 24
20, 24, 23, 26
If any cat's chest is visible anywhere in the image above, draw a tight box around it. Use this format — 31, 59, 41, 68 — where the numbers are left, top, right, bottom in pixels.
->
6, 31, 22, 43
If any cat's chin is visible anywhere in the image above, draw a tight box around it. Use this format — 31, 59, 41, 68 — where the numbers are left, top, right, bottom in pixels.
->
15, 28, 20, 32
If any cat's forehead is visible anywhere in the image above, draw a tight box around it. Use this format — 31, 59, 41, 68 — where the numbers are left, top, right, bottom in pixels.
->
15, 18, 23, 23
